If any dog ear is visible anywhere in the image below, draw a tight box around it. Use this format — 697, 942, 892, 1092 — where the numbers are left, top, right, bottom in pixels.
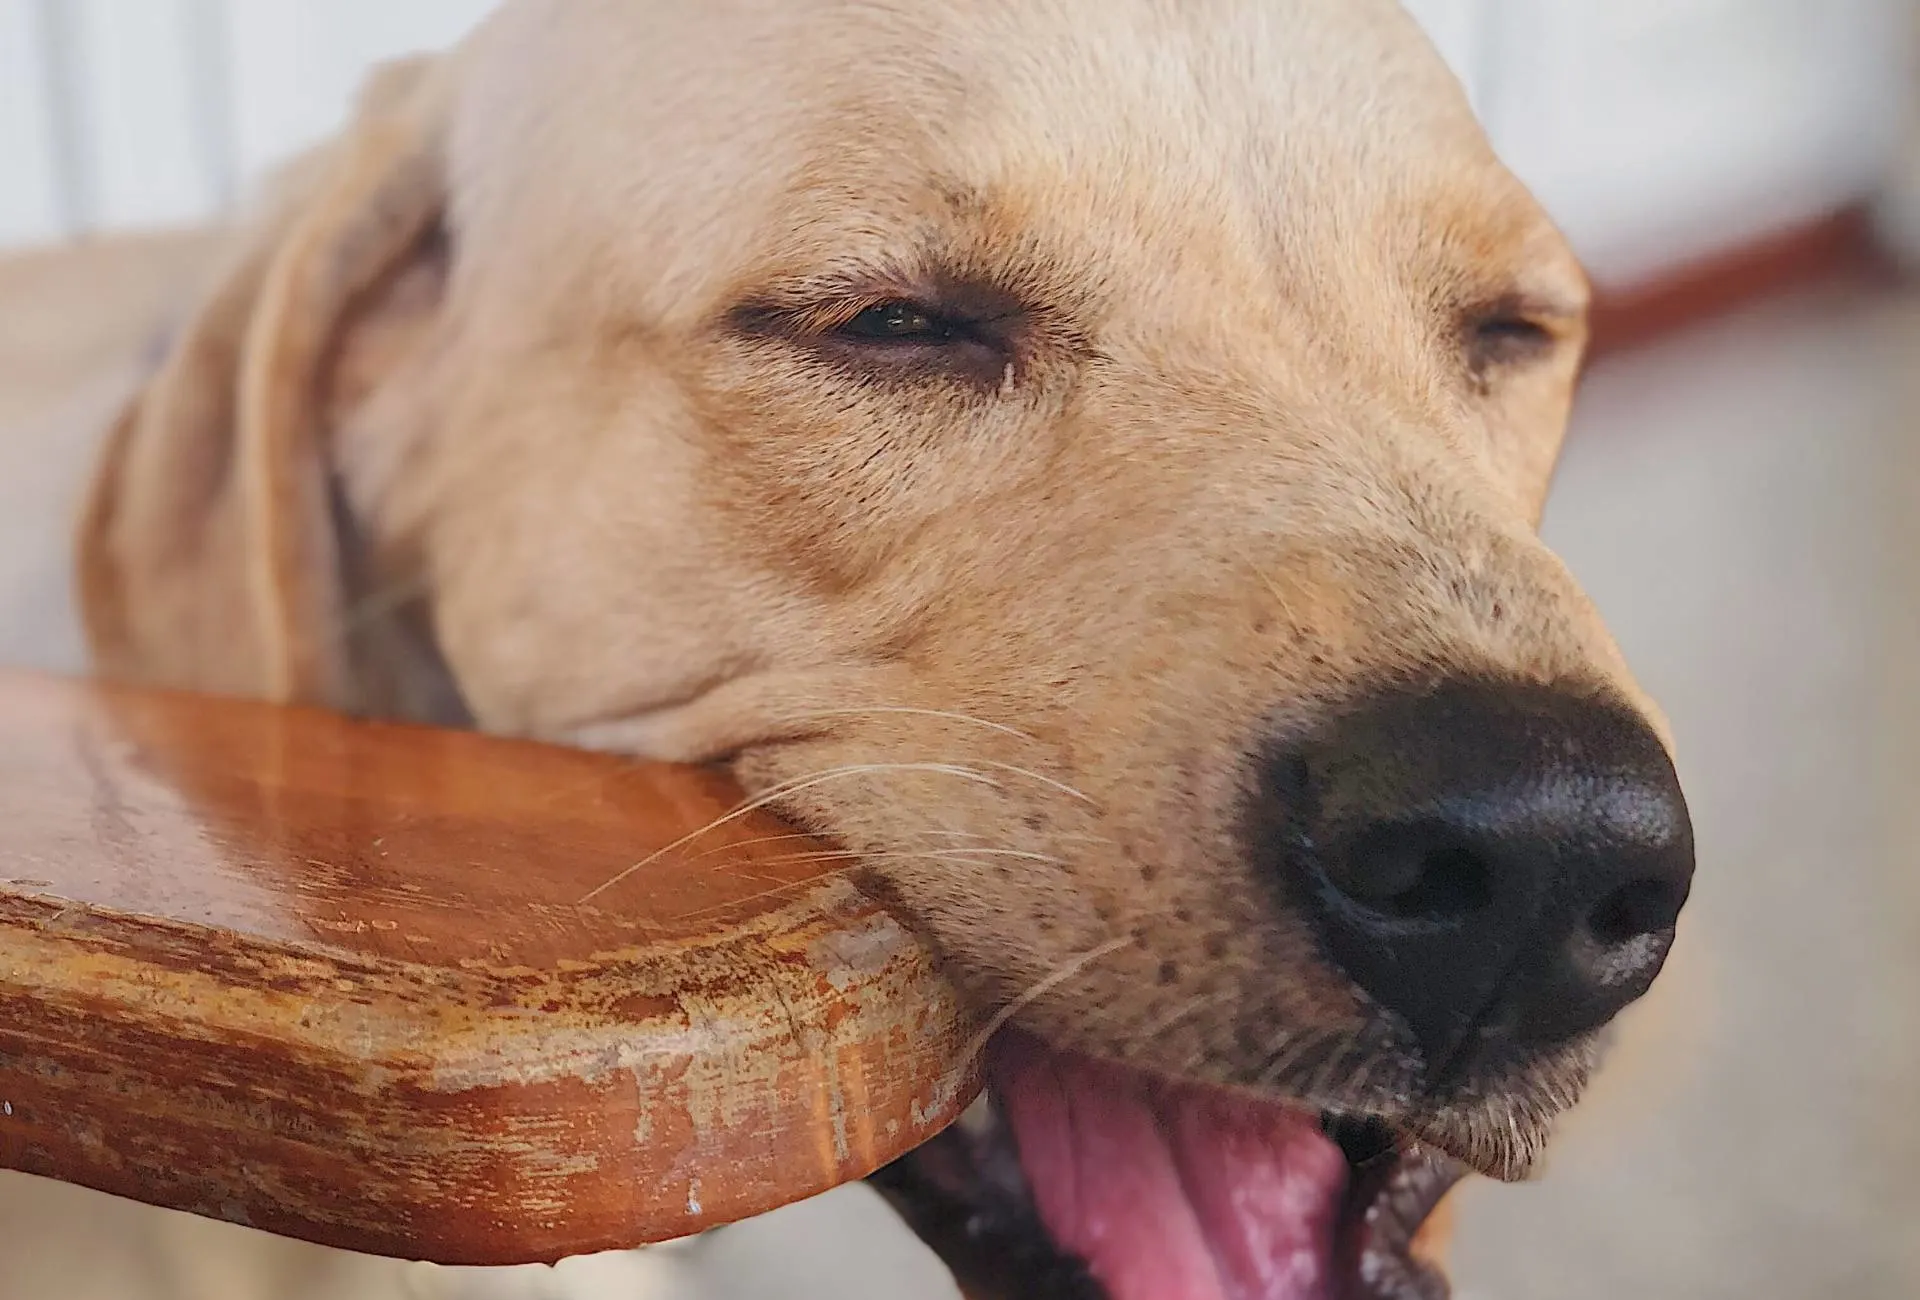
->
77, 57, 454, 714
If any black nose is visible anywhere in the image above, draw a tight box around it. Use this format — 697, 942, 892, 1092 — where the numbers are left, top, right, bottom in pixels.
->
1254, 678, 1694, 1080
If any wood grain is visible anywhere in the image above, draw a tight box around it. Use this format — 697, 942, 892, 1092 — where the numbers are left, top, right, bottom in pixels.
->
0, 670, 979, 1264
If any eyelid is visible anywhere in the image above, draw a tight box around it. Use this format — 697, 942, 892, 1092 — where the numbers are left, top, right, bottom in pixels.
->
725, 280, 1029, 390
799, 296, 915, 334
735, 265, 1033, 329
1465, 294, 1568, 343
1479, 288, 1586, 331
731, 296, 953, 344
1476, 313, 1553, 342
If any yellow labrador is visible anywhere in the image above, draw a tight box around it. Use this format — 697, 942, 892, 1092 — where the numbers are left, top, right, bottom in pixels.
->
69, 1, 1694, 1297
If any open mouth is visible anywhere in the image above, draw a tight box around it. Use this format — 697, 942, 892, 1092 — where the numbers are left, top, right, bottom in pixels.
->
875, 1031, 1465, 1300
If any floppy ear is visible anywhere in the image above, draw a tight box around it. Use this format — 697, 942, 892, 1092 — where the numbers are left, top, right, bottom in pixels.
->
78, 57, 454, 714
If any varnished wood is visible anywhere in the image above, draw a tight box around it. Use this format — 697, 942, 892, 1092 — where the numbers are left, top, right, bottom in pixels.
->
0, 670, 979, 1264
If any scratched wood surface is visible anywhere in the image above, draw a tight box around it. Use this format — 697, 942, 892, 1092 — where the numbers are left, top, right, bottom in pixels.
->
0, 670, 979, 1264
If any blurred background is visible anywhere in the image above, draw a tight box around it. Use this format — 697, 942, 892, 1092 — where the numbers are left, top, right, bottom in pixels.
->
0, 0, 1910, 283
3, 1, 1920, 1297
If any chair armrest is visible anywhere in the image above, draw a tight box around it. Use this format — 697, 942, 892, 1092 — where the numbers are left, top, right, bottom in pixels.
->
0, 670, 977, 1264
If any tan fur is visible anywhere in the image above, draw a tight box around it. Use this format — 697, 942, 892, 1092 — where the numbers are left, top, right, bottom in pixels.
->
77, 0, 1664, 1173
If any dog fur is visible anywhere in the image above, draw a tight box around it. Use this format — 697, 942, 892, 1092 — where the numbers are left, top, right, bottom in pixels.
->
56, 0, 1677, 1293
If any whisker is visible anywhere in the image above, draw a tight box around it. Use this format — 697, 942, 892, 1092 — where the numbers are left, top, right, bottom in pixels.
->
800, 707, 1043, 745
577, 763, 1003, 902
684, 831, 826, 863
1306, 1035, 1349, 1102
714, 848, 866, 868
1257, 1039, 1293, 1091
1345, 1057, 1378, 1105
956, 937, 1133, 1065
1134, 990, 1234, 1041
1259, 1027, 1328, 1092
1242, 550, 1300, 627
971, 759, 1098, 806
918, 846, 1065, 865
688, 826, 1005, 865
696, 846, 1059, 874
918, 824, 1111, 855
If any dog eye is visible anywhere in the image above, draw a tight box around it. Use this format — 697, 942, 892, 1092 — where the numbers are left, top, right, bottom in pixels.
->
837, 301, 958, 342
729, 282, 1025, 389
1467, 310, 1555, 370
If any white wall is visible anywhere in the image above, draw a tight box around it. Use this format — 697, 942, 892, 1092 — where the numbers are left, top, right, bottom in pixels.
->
0, 0, 64, 245
0, 0, 1911, 285
1445, 0, 1911, 281
0, 0, 492, 248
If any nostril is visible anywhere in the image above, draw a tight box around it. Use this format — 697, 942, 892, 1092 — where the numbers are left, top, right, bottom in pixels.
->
1329, 828, 1494, 921
1586, 877, 1685, 948
1394, 842, 1495, 918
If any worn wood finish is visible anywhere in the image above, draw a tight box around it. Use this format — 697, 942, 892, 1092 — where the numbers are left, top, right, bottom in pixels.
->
0, 670, 979, 1265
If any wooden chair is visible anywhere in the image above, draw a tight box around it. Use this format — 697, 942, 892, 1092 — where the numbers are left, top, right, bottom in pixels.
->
0, 669, 977, 1265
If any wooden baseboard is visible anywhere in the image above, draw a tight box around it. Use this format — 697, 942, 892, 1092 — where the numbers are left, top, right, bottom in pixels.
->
1587, 207, 1885, 358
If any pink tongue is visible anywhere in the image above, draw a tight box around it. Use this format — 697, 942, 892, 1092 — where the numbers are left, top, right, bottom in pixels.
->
991, 1034, 1350, 1300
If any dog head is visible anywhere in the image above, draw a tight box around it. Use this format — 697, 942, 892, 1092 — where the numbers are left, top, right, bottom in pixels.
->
79, 2, 1693, 1295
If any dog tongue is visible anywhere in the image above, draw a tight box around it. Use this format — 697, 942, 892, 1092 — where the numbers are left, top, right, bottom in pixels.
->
990, 1034, 1349, 1300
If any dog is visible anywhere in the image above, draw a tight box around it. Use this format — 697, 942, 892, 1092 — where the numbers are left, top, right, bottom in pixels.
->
59, 1, 1695, 1297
